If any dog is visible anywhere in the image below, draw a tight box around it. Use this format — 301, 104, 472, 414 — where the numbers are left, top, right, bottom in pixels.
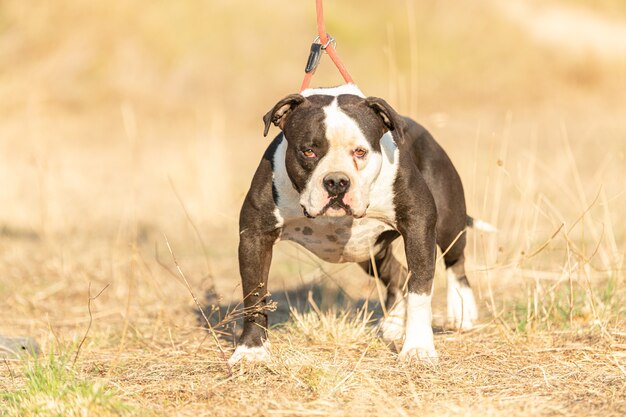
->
229, 84, 492, 366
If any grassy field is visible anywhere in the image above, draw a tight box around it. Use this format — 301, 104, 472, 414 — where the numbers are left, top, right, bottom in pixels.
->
1, 0, 625, 416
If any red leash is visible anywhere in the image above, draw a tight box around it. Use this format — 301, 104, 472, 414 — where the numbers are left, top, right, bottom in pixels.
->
300, 0, 355, 92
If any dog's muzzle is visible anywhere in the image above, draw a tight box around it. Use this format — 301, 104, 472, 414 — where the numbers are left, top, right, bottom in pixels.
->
301, 171, 368, 218
323, 172, 350, 196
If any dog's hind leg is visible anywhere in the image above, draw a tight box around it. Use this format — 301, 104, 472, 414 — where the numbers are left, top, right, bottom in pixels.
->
437, 217, 478, 330
359, 244, 407, 342
443, 251, 478, 330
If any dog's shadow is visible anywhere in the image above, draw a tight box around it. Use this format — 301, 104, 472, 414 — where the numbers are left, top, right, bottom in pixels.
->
196, 284, 449, 346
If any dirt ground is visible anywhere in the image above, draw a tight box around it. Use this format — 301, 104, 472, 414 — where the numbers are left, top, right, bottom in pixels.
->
1, 0, 625, 416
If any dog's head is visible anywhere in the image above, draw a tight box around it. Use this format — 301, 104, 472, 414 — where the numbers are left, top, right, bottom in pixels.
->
263, 92, 403, 218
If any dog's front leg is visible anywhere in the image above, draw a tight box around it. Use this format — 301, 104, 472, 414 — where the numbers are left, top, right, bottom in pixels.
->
396, 207, 438, 364
228, 228, 279, 366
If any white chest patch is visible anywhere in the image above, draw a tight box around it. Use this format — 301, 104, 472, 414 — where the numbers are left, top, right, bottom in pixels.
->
280, 216, 395, 263
271, 85, 401, 263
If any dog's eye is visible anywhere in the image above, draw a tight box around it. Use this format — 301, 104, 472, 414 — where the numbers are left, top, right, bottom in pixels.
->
302, 149, 317, 158
353, 148, 368, 159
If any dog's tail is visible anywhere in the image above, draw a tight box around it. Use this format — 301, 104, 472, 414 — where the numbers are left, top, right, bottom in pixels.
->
466, 216, 497, 233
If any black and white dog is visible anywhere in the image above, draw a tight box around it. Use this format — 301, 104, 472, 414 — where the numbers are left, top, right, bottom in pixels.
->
229, 85, 492, 365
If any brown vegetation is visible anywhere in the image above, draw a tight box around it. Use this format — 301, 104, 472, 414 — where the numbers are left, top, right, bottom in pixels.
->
1, 0, 625, 416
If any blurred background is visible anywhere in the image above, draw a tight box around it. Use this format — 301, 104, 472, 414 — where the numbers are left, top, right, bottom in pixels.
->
1, 0, 625, 336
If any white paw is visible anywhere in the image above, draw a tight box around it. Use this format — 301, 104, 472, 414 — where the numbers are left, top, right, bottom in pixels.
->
379, 298, 406, 342
398, 346, 439, 365
379, 316, 404, 342
401, 293, 438, 364
228, 341, 271, 367
447, 274, 478, 330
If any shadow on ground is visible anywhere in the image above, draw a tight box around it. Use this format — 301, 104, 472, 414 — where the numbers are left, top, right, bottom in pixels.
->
196, 284, 450, 344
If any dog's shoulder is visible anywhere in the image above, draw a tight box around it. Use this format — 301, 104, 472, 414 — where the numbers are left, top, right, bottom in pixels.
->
399, 116, 453, 170
240, 133, 284, 229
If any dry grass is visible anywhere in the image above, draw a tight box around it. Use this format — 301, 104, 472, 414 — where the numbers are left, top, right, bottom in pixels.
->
1, 0, 626, 416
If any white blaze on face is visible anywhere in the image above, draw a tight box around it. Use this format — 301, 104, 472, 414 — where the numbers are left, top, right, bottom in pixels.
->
300, 99, 383, 217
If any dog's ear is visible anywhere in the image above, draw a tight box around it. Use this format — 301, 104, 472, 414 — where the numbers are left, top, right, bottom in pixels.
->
263, 94, 306, 137
365, 97, 405, 143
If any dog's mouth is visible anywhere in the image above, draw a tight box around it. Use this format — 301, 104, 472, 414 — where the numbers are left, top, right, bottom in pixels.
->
321, 198, 353, 217
303, 197, 365, 219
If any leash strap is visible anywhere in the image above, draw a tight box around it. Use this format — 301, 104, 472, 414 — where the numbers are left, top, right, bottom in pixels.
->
300, 0, 355, 92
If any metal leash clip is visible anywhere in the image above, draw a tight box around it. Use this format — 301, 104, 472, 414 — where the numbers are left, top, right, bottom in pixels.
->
304, 34, 336, 73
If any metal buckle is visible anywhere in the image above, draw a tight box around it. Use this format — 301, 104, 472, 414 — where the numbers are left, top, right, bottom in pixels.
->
314, 33, 336, 53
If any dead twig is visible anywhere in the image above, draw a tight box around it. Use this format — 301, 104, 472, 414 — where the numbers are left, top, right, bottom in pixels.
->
523, 222, 564, 261
73, 282, 110, 368
168, 176, 217, 294
3, 357, 15, 383
163, 234, 231, 375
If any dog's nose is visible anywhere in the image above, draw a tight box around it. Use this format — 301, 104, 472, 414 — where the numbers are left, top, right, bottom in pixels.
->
323, 172, 350, 196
